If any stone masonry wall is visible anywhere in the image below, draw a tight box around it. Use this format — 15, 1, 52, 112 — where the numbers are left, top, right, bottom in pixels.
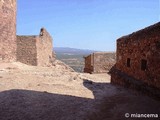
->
16, 28, 54, 66
17, 36, 38, 66
111, 22, 160, 96
0, 0, 16, 62
84, 54, 93, 73
93, 52, 116, 73
36, 28, 54, 66
0, 0, 54, 66
84, 52, 116, 73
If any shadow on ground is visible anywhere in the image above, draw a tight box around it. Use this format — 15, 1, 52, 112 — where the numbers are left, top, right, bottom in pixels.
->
83, 80, 160, 120
0, 80, 159, 120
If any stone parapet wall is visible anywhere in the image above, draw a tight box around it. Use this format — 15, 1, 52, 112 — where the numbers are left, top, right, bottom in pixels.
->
36, 28, 54, 66
84, 54, 93, 73
16, 28, 54, 66
0, 0, 16, 62
17, 36, 38, 66
93, 52, 116, 73
84, 52, 116, 73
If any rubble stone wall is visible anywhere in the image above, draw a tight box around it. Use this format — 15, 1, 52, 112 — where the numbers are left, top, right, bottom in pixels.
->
111, 22, 160, 93
93, 52, 116, 73
16, 28, 54, 66
17, 36, 38, 66
84, 52, 116, 73
36, 28, 54, 66
84, 54, 93, 73
0, 0, 16, 62
0, 0, 55, 66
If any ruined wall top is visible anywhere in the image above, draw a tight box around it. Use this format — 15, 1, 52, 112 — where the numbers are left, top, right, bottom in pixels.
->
84, 52, 115, 58
118, 22, 160, 43
39, 28, 53, 41
114, 22, 160, 89
16, 27, 54, 66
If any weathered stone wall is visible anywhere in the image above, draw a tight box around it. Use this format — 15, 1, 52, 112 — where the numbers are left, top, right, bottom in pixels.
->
111, 68, 160, 99
17, 36, 38, 66
0, 0, 55, 66
16, 28, 54, 66
111, 22, 160, 92
36, 28, 54, 66
84, 52, 116, 73
0, 0, 16, 62
93, 52, 116, 73
84, 54, 93, 73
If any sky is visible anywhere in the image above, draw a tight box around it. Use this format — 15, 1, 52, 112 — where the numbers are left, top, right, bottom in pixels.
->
17, 0, 160, 51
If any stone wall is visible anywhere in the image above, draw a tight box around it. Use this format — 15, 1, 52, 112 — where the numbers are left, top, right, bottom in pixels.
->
0, 0, 55, 66
16, 28, 54, 66
111, 68, 160, 99
84, 52, 116, 73
93, 52, 116, 73
0, 0, 16, 62
36, 28, 54, 66
17, 36, 38, 66
111, 22, 160, 98
84, 54, 93, 73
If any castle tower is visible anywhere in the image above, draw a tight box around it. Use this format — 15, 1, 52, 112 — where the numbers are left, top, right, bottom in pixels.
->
0, 0, 17, 62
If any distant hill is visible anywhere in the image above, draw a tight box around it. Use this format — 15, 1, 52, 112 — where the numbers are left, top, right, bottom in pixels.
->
54, 47, 97, 72
54, 47, 115, 73
54, 47, 96, 55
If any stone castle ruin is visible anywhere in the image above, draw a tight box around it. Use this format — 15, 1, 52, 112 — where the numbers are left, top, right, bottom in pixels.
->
17, 28, 54, 66
84, 52, 116, 73
0, 0, 55, 66
1, 0, 160, 99
111, 22, 160, 97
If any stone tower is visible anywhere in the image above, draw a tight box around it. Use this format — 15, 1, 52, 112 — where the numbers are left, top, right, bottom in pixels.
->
0, 0, 17, 62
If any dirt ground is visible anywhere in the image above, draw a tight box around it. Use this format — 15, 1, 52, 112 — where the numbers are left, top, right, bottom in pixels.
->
0, 61, 160, 120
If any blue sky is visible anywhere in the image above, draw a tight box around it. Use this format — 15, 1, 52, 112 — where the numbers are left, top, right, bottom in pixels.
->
17, 0, 159, 51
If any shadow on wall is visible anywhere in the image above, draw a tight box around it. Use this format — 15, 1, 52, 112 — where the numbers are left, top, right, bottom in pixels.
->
0, 80, 160, 120
109, 65, 160, 100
